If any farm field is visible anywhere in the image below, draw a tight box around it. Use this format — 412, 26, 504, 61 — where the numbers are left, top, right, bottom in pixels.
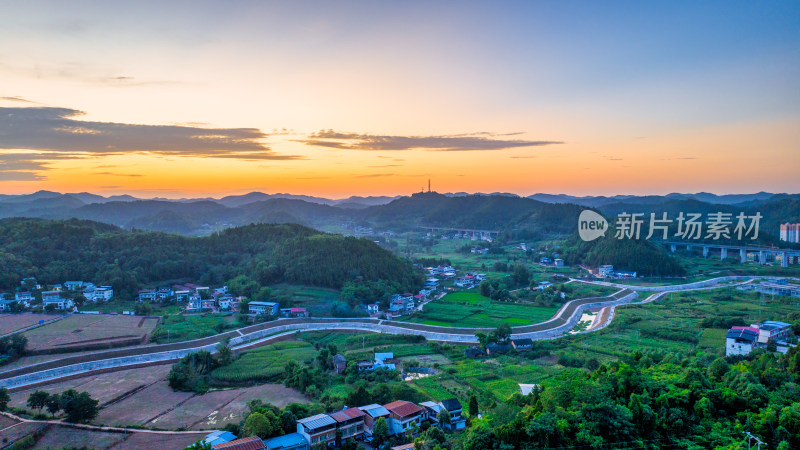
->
211, 340, 319, 384
8, 363, 310, 430
21, 314, 160, 352
270, 284, 341, 317
150, 313, 238, 344
9, 365, 173, 410
402, 287, 800, 405
0, 313, 63, 336
151, 384, 309, 430
402, 291, 558, 327
0, 418, 208, 450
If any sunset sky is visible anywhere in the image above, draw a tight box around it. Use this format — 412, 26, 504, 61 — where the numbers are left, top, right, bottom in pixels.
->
1, 1, 798, 198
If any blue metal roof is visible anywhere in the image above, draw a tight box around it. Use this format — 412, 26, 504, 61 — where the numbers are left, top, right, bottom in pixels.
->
204, 431, 237, 445
297, 413, 336, 430
264, 432, 308, 449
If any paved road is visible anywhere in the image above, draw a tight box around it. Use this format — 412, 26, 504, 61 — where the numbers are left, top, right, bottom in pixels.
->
2, 275, 785, 390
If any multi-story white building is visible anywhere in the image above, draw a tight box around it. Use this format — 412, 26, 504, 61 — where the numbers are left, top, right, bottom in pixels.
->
726, 326, 760, 356
780, 223, 800, 243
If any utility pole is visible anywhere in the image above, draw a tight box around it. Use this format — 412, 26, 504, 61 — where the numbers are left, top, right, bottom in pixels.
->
744, 432, 766, 450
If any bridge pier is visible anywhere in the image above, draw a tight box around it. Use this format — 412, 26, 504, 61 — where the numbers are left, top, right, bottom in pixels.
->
740, 248, 747, 263
720, 248, 727, 260
686, 244, 691, 252
702, 246, 709, 258
759, 251, 766, 265
781, 252, 788, 268
669, 244, 676, 252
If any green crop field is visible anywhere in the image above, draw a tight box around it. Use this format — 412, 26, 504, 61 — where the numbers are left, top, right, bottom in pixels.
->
211, 341, 318, 383
401, 291, 558, 327
150, 313, 238, 343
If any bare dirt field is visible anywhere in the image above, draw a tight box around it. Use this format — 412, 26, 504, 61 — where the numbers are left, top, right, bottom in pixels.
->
9, 365, 174, 411
22, 314, 160, 352
0, 313, 63, 336
8, 364, 308, 432
153, 384, 310, 430
0, 420, 207, 450
96, 381, 194, 427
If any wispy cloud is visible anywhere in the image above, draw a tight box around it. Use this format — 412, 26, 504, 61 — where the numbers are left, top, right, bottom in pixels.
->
295, 130, 562, 151
0, 106, 301, 161
0, 96, 36, 104
355, 173, 394, 178
0, 152, 81, 181
94, 172, 143, 177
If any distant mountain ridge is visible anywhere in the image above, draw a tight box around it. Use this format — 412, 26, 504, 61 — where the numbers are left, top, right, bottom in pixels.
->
1, 190, 798, 237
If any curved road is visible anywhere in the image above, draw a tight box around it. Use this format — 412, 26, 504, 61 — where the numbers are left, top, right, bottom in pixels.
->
1, 275, 791, 390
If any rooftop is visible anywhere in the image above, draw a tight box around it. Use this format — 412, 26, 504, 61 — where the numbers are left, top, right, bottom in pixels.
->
329, 407, 366, 422
384, 400, 423, 418
212, 436, 266, 450
297, 413, 336, 430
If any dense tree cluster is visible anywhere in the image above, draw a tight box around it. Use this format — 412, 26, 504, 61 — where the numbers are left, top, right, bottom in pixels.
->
0, 219, 422, 297
562, 233, 686, 277
460, 347, 800, 449
25, 389, 99, 423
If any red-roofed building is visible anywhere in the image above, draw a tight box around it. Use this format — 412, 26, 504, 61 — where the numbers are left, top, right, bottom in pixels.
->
329, 407, 366, 439
384, 401, 423, 435
290, 307, 308, 318
213, 436, 266, 450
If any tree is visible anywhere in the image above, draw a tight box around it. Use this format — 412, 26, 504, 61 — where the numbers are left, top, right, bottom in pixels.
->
44, 303, 56, 313
46, 394, 61, 416
479, 281, 492, 298
244, 412, 272, 438
437, 409, 451, 427
215, 341, 234, 367
496, 323, 512, 343
27, 390, 49, 413
184, 441, 213, 450
59, 390, 99, 423
468, 395, 479, 417
0, 387, 9, 411
512, 264, 530, 286
373, 417, 390, 448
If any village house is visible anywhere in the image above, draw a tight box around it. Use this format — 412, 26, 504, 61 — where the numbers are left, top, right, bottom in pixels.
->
752, 321, 792, 344
439, 398, 466, 431
486, 342, 513, 355
0, 299, 16, 311
358, 404, 391, 433
329, 407, 366, 440
511, 338, 533, 352
384, 400, 424, 435
248, 301, 279, 316
598, 265, 614, 277
464, 346, 484, 358
289, 307, 308, 318
64, 281, 88, 291
157, 287, 174, 300
333, 354, 347, 374
297, 414, 337, 446
174, 288, 191, 302
726, 326, 760, 356
263, 432, 309, 450
365, 303, 380, 316
86, 286, 114, 302
14, 291, 32, 305
204, 430, 238, 447
42, 296, 74, 311
138, 289, 157, 302
212, 436, 265, 450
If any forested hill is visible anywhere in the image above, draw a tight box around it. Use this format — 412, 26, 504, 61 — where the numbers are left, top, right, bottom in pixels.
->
0, 218, 422, 296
